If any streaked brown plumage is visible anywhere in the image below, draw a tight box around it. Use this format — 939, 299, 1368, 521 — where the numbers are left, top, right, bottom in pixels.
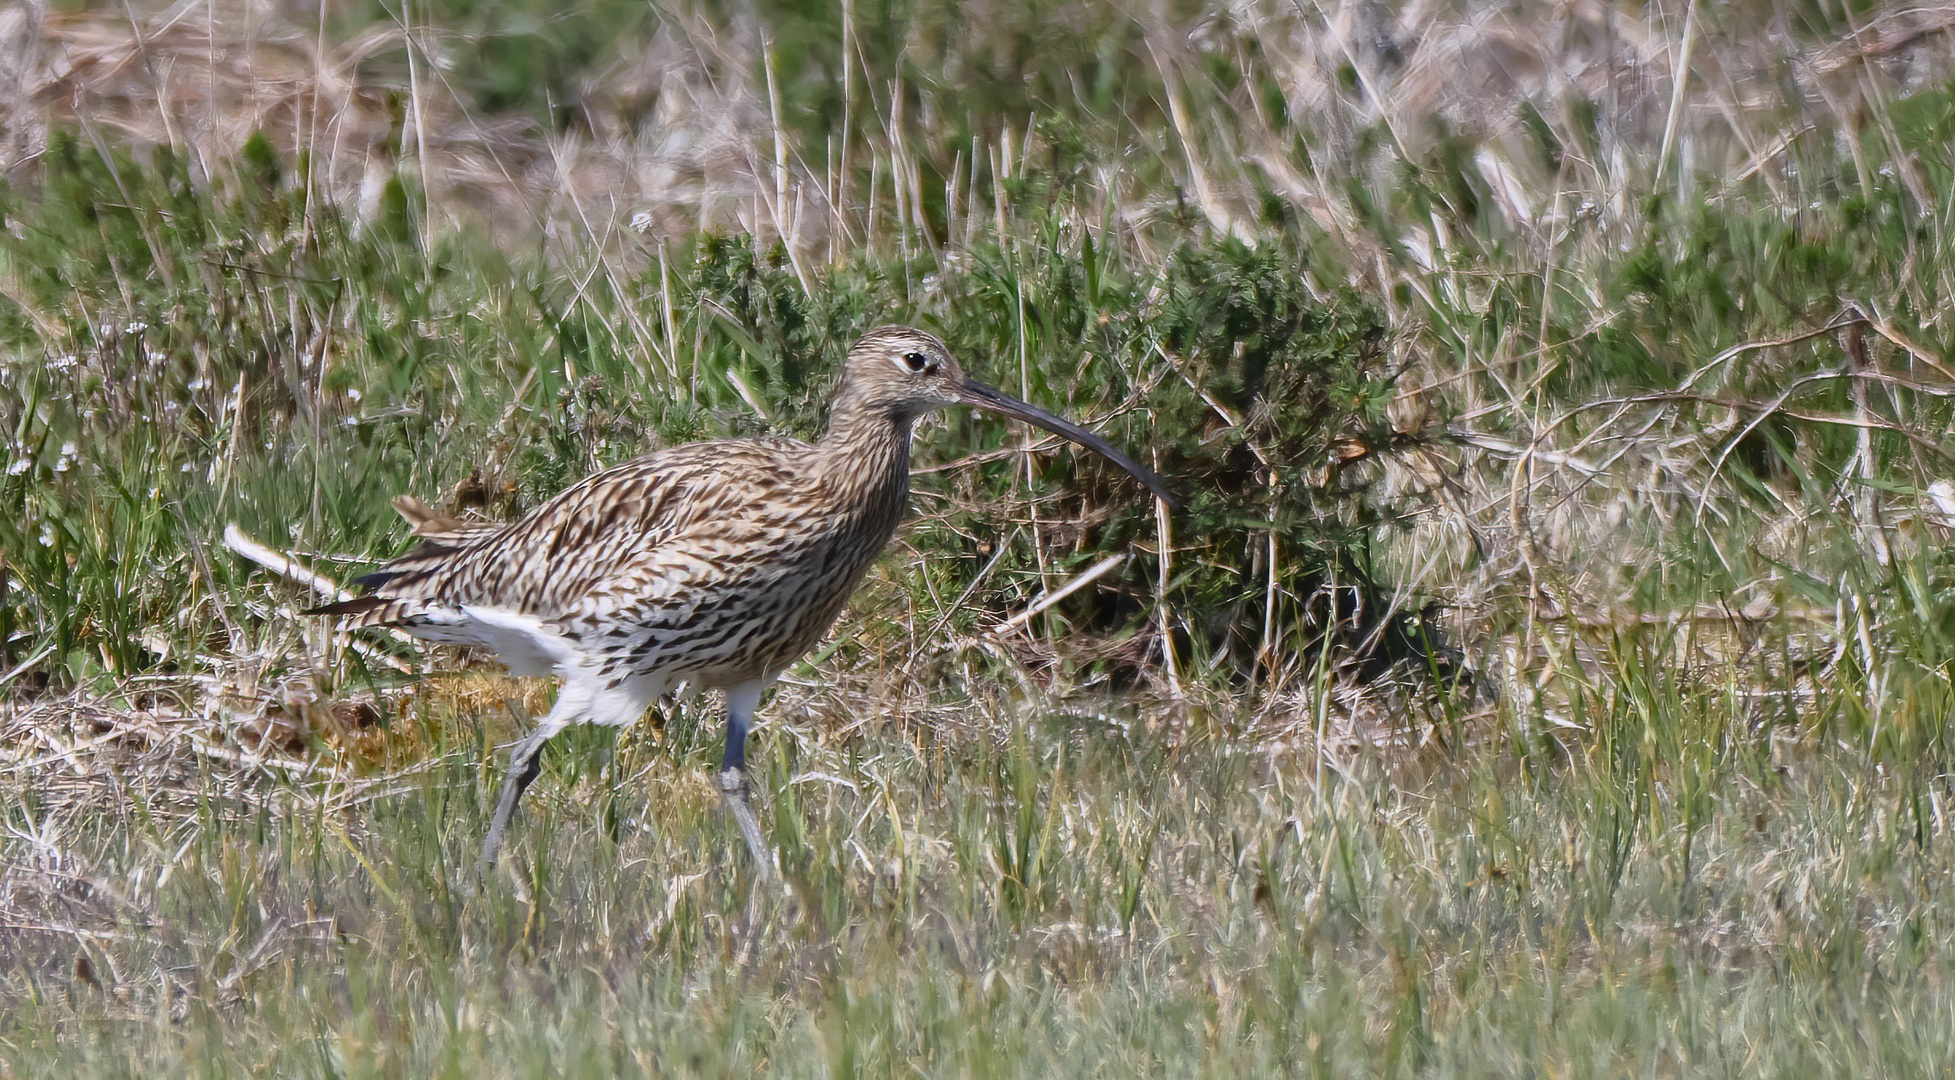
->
311, 325, 1172, 878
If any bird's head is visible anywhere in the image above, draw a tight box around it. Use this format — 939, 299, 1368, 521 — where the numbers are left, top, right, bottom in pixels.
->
837, 325, 973, 418
834, 324, 1175, 505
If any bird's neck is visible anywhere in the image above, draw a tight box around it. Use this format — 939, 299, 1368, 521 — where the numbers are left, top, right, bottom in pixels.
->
813, 402, 915, 511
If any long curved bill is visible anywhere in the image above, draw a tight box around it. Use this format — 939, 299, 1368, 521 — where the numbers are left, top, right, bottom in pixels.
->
958, 378, 1176, 506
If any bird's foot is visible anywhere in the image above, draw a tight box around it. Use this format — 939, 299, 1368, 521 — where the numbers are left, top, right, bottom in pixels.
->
716, 766, 774, 882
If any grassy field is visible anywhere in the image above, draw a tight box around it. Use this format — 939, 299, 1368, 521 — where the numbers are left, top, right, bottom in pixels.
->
6, 0, 1955, 1075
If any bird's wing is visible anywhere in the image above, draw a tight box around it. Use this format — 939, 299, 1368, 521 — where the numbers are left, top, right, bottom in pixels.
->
310, 438, 810, 628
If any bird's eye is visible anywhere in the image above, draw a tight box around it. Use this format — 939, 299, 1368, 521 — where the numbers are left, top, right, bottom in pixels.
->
901, 351, 931, 373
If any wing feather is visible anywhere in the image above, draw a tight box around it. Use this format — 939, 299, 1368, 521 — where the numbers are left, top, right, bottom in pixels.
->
313, 438, 810, 629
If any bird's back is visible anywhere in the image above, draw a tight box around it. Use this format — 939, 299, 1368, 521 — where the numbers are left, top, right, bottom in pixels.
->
318, 433, 909, 690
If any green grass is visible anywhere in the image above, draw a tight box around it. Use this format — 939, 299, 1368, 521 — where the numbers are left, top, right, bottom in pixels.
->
6, 0, 1955, 1074
9, 676, 1955, 1077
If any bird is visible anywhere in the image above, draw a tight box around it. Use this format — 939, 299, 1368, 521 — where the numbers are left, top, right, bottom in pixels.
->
309, 325, 1173, 879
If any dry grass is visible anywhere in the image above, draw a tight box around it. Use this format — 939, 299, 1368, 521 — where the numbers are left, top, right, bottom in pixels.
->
9, 0, 1950, 261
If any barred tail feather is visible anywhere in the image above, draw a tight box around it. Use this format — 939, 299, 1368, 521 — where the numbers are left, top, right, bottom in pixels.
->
393, 495, 504, 543
303, 595, 387, 618
305, 496, 515, 627
302, 596, 437, 627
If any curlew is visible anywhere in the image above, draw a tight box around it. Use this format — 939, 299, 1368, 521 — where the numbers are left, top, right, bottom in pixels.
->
310, 326, 1172, 878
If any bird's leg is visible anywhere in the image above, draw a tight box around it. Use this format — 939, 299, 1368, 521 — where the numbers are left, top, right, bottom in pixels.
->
718, 680, 774, 880
479, 718, 569, 877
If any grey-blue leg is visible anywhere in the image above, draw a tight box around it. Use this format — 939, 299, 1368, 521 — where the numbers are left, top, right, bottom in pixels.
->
479, 717, 571, 878
718, 680, 773, 880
